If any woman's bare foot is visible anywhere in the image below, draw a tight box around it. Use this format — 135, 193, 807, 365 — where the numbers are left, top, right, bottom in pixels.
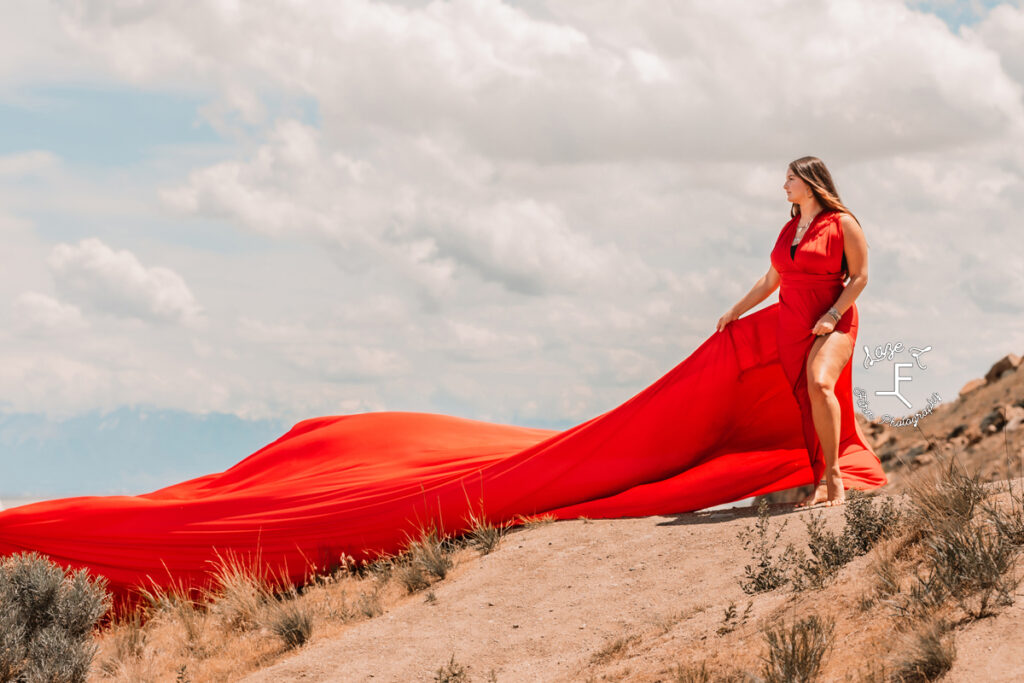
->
794, 481, 828, 508
822, 475, 846, 507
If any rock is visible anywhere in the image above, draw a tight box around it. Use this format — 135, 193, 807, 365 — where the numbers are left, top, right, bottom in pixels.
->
985, 354, 1021, 384
865, 418, 887, 436
1005, 405, 1024, 433
980, 404, 1024, 434
878, 447, 898, 464
905, 440, 931, 458
959, 378, 986, 397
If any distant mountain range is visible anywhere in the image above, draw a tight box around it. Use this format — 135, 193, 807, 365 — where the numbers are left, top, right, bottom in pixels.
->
0, 406, 292, 499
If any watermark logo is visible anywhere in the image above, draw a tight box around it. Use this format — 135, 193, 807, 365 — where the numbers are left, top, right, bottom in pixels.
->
854, 340, 942, 428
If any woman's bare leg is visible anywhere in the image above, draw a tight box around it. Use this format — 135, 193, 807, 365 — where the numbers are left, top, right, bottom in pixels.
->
795, 330, 855, 508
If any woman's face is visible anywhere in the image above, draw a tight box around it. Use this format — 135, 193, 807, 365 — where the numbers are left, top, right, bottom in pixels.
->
783, 168, 811, 202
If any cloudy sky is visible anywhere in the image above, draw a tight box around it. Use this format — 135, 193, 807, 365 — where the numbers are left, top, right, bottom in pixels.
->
1, 0, 1022, 497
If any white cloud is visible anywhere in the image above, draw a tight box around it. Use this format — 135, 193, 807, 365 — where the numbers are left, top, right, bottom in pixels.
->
963, 255, 1024, 314
53, 0, 1023, 161
0, 151, 61, 177
0, 0, 1021, 430
966, 3, 1024, 86
161, 118, 675, 300
47, 238, 204, 326
11, 292, 87, 335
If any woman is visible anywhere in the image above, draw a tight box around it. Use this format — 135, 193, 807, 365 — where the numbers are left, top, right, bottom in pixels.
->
716, 156, 872, 508
0, 157, 885, 602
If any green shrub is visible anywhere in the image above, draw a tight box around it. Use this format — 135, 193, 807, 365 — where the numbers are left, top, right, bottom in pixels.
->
789, 492, 903, 591
737, 499, 792, 594
843, 490, 902, 553
0, 551, 111, 683
788, 512, 856, 591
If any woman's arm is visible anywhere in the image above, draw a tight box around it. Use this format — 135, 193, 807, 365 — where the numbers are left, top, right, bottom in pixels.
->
716, 263, 780, 331
828, 213, 868, 319
731, 263, 781, 317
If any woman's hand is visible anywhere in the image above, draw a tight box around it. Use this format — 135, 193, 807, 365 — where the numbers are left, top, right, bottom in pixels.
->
812, 315, 836, 336
716, 308, 739, 333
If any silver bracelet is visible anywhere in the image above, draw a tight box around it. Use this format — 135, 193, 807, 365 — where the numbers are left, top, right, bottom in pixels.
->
826, 306, 841, 322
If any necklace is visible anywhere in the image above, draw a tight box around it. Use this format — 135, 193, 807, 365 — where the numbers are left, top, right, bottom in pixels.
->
792, 209, 822, 244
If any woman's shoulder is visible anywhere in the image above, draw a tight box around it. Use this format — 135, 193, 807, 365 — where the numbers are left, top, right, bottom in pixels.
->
832, 210, 858, 226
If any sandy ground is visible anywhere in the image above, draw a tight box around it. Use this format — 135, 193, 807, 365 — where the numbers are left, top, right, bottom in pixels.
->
243, 506, 785, 681
240, 481, 1024, 682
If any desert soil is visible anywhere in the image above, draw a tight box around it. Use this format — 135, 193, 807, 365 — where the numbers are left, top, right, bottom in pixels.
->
243, 487, 1024, 682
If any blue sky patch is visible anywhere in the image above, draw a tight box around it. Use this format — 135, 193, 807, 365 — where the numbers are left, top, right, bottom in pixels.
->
908, 0, 1009, 32
0, 83, 320, 167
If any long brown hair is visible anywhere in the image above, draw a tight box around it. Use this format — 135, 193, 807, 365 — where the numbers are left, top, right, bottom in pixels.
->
788, 156, 868, 278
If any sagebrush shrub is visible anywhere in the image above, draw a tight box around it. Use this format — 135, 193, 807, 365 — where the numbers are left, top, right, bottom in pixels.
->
0, 551, 111, 683
789, 492, 903, 591
843, 490, 902, 553
921, 520, 1020, 619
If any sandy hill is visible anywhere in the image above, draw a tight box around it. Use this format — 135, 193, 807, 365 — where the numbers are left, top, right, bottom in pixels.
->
86, 351, 1024, 682
232, 484, 1023, 682
242, 352, 1024, 682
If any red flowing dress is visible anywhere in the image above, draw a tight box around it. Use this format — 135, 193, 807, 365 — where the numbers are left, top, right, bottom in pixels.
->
0, 212, 886, 602
769, 209, 880, 487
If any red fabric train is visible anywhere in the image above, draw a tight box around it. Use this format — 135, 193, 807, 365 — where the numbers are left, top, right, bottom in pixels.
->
0, 209, 886, 600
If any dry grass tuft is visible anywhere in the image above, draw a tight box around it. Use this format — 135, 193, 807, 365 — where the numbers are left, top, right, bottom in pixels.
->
590, 632, 641, 665
900, 449, 986, 538
890, 616, 956, 682
136, 578, 210, 658
759, 613, 835, 683
205, 550, 273, 632
670, 660, 754, 682
516, 512, 558, 528
97, 609, 146, 677
406, 525, 455, 580
868, 536, 902, 599
920, 517, 1020, 619
265, 592, 314, 650
433, 653, 470, 682
463, 507, 506, 555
